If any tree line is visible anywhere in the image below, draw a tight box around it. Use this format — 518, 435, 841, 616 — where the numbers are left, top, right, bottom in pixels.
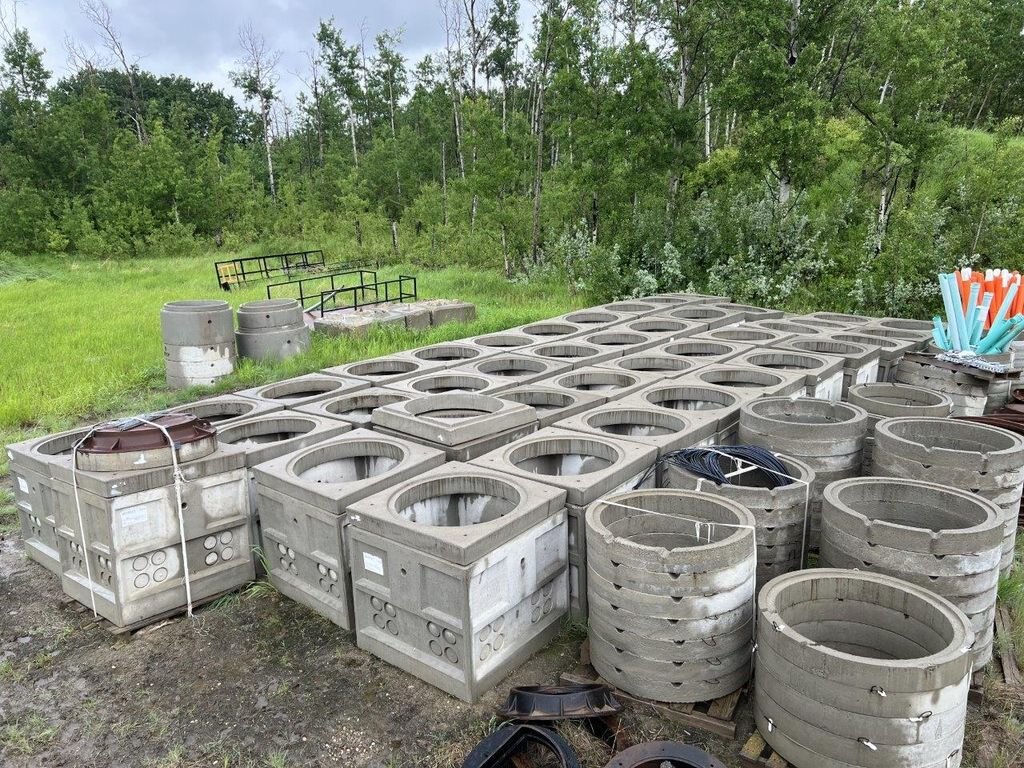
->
2, 0, 1024, 314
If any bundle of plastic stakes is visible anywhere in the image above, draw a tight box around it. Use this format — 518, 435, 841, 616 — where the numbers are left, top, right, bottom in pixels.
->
934, 269, 1024, 370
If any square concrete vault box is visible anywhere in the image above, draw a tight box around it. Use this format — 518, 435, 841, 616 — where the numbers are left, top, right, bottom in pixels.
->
383, 369, 513, 397
254, 429, 446, 629
579, 328, 665, 355
46, 424, 253, 627
215, 412, 353, 469
731, 348, 846, 401
643, 292, 731, 304
791, 314, 859, 332
292, 388, 414, 427
347, 463, 569, 701
619, 379, 760, 439
594, 352, 705, 378
620, 316, 702, 341
535, 366, 664, 403
7, 426, 94, 574
831, 332, 915, 381
555, 403, 717, 456
745, 318, 825, 338
592, 300, 661, 315
371, 393, 538, 460
678, 363, 807, 399
803, 311, 873, 326
164, 394, 284, 426
237, 373, 368, 408
655, 339, 753, 366
778, 336, 881, 392
471, 427, 657, 509
324, 355, 445, 386
857, 321, 932, 350
694, 326, 794, 347
555, 309, 629, 329
452, 354, 571, 386
710, 302, 784, 321
655, 305, 744, 331
517, 340, 625, 370
463, 332, 538, 352
392, 341, 495, 369
513, 320, 587, 342
497, 386, 606, 428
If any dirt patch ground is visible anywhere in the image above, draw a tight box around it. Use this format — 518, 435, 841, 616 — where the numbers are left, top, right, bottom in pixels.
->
0, 526, 1016, 768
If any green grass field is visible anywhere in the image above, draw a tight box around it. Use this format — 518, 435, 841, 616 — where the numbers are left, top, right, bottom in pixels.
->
0, 254, 582, 533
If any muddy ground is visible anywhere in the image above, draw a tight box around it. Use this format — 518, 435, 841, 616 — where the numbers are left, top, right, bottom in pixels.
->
0, 527, 1014, 768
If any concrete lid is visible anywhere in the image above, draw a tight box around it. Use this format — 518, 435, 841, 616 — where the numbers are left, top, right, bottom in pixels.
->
822, 476, 1003, 555
214, 411, 353, 467
291, 387, 413, 426
346, 462, 567, 565
251, 428, 446, 511
371, 393, 537, 446
873, 416, 1024, 471
758, 568, 974, 689
495, 386, 607, 428
554, 402, 717, 456
470, 426, 657, 506
323, 355, 446, 385
236, 373, 369, 407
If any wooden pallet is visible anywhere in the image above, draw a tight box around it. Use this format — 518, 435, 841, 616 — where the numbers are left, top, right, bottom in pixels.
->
559, 668, 744, 740
739, 732, 790, 768
57, 588, 236, 635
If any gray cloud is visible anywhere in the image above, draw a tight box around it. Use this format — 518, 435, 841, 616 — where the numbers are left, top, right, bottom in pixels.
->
16, 0, 536, 104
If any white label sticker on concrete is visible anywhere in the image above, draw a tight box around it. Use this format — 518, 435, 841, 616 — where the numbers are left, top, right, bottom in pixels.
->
120, 507, 149, 527
17, 476, 28, 493
362, 552, 385, 575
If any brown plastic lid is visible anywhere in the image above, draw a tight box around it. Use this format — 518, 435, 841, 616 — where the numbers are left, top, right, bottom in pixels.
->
78, 413, 215, 454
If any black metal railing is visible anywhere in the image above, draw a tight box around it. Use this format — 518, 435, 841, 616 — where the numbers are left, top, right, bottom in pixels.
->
266, 268, 379, 311
317, 275, 418, 317
215, 250, 327, 290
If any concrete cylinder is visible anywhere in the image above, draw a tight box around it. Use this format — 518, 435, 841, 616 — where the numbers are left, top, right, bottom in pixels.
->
847, 382, 953, 463
160, 300, 236, 389
585, 489, 756, 703
871, 417, 1024, 576
662, 454, 815, 588
235, 299, 310, 362
755, 569, 973, 768
739, 398, 868, 549
820, 477, 1002, 670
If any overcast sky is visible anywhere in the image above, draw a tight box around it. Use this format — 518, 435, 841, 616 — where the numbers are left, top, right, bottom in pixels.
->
14, 0, 537, 104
